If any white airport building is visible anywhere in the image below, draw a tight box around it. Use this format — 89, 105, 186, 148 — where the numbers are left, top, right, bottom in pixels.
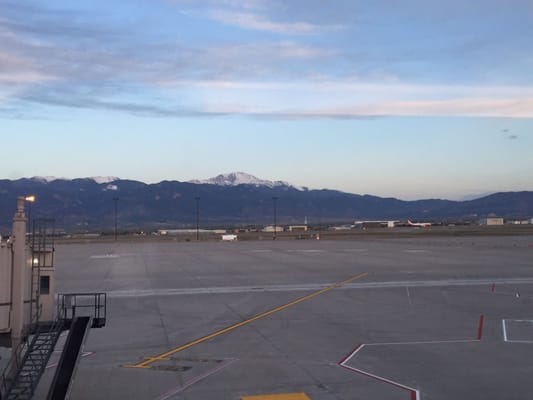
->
479, 217, 504, 226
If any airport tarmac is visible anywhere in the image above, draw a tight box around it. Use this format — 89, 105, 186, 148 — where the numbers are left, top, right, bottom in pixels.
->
32, 236, 533, 399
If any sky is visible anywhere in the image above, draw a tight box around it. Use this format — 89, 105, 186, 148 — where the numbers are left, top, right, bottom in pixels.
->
1, 0, 532, 200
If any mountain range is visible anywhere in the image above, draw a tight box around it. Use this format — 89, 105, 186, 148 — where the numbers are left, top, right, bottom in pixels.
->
0, 172, 532, 232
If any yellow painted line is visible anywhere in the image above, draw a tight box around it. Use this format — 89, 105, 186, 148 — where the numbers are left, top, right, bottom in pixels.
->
123, 364, 151, 369
126, 272, 368, 368
241, 393, 311, 400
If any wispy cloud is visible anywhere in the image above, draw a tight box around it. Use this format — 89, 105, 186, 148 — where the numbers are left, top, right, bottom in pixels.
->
208, 9, 339, 34
16, 85, 221, 118
197, 42, 335, 79
292, 98, 533, 119
0, 27, 55, 85
0, 54, 54, 84
7, 70, 533, 119
195, 97, 533, 119
175, 0, 351, 29
168, 80, 533, 119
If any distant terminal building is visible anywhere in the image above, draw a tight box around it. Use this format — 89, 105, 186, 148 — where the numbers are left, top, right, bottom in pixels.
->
479, 217, 504, 226
288, 225, 308, 232
507, 219, 531, 225
262, 226, 284, 233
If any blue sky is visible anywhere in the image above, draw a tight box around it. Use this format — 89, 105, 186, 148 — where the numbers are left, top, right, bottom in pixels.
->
1, 0, 532, 200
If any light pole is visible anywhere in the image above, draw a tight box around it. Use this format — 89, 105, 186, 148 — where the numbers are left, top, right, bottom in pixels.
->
25, 195, 35, 235
113, 197, 119, 241
272, 196, 278, 240
195, 196, 200, 241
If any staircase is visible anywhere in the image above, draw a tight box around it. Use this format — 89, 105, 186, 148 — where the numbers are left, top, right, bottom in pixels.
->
1, 321, 63, 400
1, 293, 106, 400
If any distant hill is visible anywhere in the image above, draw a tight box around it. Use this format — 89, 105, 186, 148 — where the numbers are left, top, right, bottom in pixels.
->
0, 174, 531, 232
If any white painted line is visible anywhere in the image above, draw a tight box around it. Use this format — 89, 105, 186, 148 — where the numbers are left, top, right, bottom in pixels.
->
339, 344, 420, 399
403, 249, 428, 253
339, 337, 484, 399
344, 249, 368, 252
286, 249, 325, 253
503, 319, 508, 342
406, 287, 412, 305
90, 254, 119, 259
364, 339, 479, 347
340, 344, 366, 365
343, 277, 533, 289
107, 283, 332, 298
502, 319, 533, 344
89, 252, 141, 259
341, 363, 420, 399
106, 277, 533, 298
505, 340, 533, 343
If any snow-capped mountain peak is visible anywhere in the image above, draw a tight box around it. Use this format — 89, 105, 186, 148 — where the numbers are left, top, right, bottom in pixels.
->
90, 176, 119, 184
31, 176, 63, 183
189, 172, 299, 189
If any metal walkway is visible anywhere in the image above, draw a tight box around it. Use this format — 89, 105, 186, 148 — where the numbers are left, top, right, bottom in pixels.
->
47, 317, 91, 400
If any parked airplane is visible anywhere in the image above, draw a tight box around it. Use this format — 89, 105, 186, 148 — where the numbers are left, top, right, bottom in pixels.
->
407, 220, 431, 228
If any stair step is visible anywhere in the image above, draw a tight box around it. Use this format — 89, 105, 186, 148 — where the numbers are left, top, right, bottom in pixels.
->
7, 389, 31, 397
33, 341, 53, 346
29, 352, 50, 358
25, 357, 46, 364
35, 345, 53, 350
30, 348, 50, 354
17, 375, 38, 382
18, 369, 39, 375
9, 385, 30, 390
14, 380, 35, 387
20, 369, 43, 376
35, 338, 53, 343
30, 350, 50, 356
29, 347, 49, 352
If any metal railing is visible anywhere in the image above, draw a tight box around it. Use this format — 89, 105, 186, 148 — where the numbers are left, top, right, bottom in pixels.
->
57, 293, 107, 328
